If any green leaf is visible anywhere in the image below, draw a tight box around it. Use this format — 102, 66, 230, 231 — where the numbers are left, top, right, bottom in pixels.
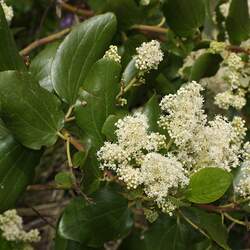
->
189, 53, 222, 81
0, 120, 41, 212
101, 112, 127, 141
186, 168, 232, 204
226, 0, 250, 44
0, 71, 64, 150
143, 94, 162, 133
30, 42, 60, 92
0, 236, 12, 250
87, 0, 141, 29
0, 5, 25, 71
75, 58, 121, 152
144, 215, 195, 250
55, 172, 75, 189
119, 230, 147, 250
58, 185, 133, 247
182, 208, 229, 250
54, 233, 99, 250
163, 0, 205, 37
52, 13, 117, 104
122, 58, 139, 86
75, 58, 121, 192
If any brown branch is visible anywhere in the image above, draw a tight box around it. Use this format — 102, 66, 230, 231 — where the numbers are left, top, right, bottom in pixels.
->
227, 45, 250, 55
58, 0, 94, 17
20, 28, 70, 56
131, 24, 168, 34
197, 203, 241, 213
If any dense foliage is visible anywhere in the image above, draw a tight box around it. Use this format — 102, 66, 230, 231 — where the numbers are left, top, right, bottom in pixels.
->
0, 0, 250, 249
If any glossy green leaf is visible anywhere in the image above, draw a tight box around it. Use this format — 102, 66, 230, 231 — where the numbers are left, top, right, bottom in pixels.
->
0, 5, 25, 71
0, 120, 41, 212
143, 94, 162, 133
55, 172, 75, 189
58, 185, 133, 247
54, 233, 99, 250
0, 71, 64, 150
75, 58, 121, 150
52, 13, 117, 104
163, 0, 205, 37
30, 42, 60, 92
186, 167, 232, 204
122, 58, 139, 86
101, 112, 127, 141
144, 215, 194, 250
87, 0, 141, 29
189, 53, 222, 81
75, 58, 121, 192
226, 0, 250, 44
119, 230, 146, 250
182, 208, 229, 250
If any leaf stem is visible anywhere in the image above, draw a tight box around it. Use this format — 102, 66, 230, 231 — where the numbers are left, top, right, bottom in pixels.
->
223, 213, 246, 226
116, 77, 137, 100
66, 137, 73, 167
178, 210, 210, 239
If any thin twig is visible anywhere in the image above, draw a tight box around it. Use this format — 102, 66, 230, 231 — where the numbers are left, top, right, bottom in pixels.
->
131, 24, 168, 34
178, 210, 210, 239
20, 28, 70, 56
58, 0, 94, 17
227, 45, 250, 55
27, 183, 65, 191
30, 206, 56, 229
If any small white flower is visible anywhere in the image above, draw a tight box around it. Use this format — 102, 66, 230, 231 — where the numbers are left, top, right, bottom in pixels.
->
103, 45, 121, 64
159, 81, 206, 147
225, 53, 244, 71
135, 40, 164, 72
219, 2, 230, 18
209, 41, 227, 54
215, 90, 246, 110
141, 152, 189, 202
0, 0, 13, 23
0, 210, 40, 243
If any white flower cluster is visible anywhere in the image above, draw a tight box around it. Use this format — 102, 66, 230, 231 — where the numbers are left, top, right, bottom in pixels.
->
0, 0, 13, 23
134, 40, 164, 72
235, 143, 250, 198
159, 82, 245, 172
214, 90, 246, 110
0, 210, 41, 243
103, 45, 121, 64
206, 42, 249, 110
98, 82, 247, 215
209, 41, 227, 54
140, 0, 150, 6
98, 113, 188, 214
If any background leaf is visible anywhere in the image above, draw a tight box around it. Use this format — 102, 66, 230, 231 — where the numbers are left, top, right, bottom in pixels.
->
182, 208, 229, 250
186, 168, 232, 204
0, 71, 64, 150
0, 5, 25, 72
52, 13, 117, 104
30, 42, 60, 92
0, 120, 41, 212
226, 0, 250, 44
163, 0, 205, 37
189, 53, 222, 81
58, 185, 133, 247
